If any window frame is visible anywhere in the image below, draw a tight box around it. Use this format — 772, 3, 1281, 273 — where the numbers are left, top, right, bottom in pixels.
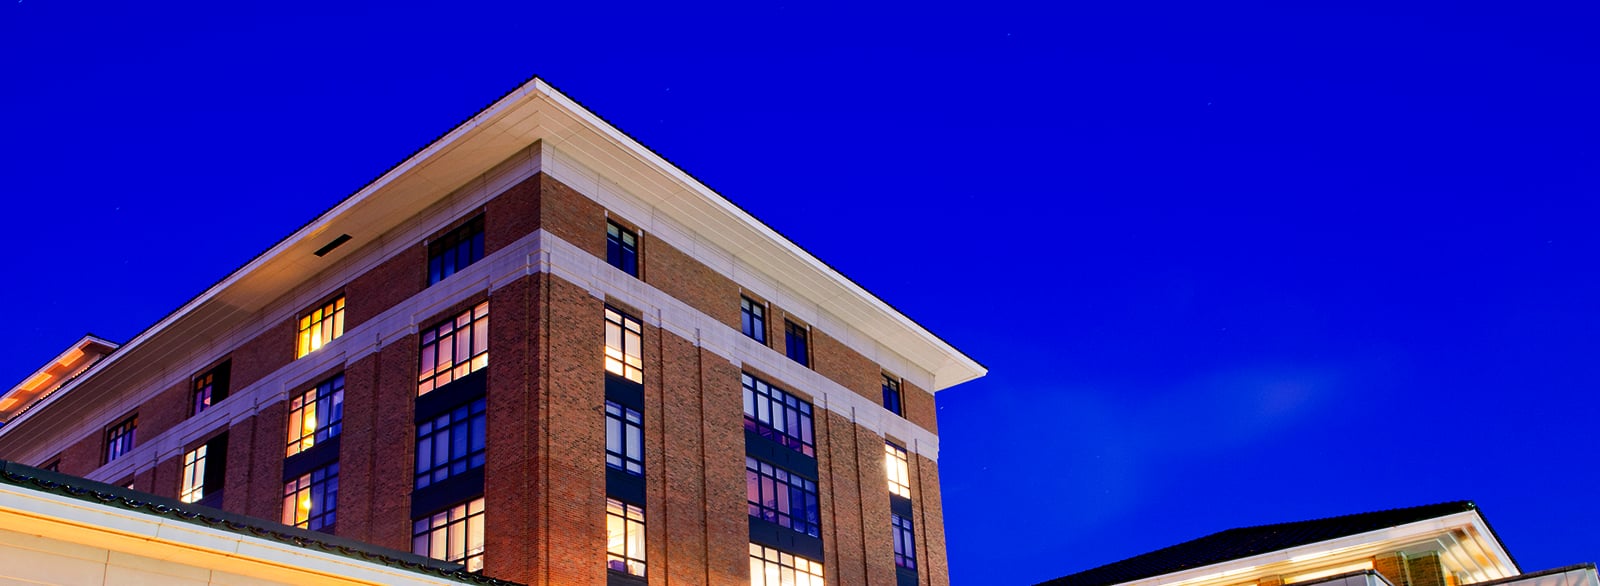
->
286, 374, 345, 457
604, 306, 644, 383
296, 295, 346, 359
179, 444, 208, 504
784, 320, 810, 367
191, 362, 230, 417
283, 461, 339, 532
427, 215, 486, 286
418, 301, 490, 395
414, 397, 487, 489
742, 373, 815, 457
606, 498, 647, 578
893, 513, 917, 570
882, 374, 903, 416
886, 441, 912, 499
749, 543, 825, 586
605, 400, 644, 476
746, 456, 821, 537
741, 296, 767, 344
413, 497, 486, 573
606, 220, 640, 277
104, 415, 137, 464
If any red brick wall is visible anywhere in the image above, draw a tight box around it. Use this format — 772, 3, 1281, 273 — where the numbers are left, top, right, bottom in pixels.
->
539, 173, 606, 260
222, 412, 258, 515
813, 328, 881, 405
645, 238, 740, 331
245, 400, 288, 520
913, 453, 951, 586
821, 409, 867, 585
58, 427, 101, 476
902, 379, 938, 434
232, 318, 294, 391
485, 273, 539, 581
137, 380, 190, 442
485, 174, 540, 254
344, 243, 424, 331
537, 274, 606, 585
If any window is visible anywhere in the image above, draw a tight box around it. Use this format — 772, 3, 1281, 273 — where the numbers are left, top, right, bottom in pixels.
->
428, 215, 485, 286
179, 444, 208, 503
414, 498, 485, 573
784, 320, 809, 366
418, 301, 489, 395
886, 442, 912, 499
191, 363, 230, 417
749, 544, 824, 586
741, 296, 767, 344
606, 498, 646, 577
742, 374, 815, 457
882, 375, 902, 416
606, 220, 639, 277
892, 513, 917, 570
604, 307, 643, 383
283, 462, 339, 532
286, 375, 344, 457
415, 398, 487, 489
746, 457, 821, 537
605, 401, 643, 476
105, 415, 137, 463
296, 296, 346, 358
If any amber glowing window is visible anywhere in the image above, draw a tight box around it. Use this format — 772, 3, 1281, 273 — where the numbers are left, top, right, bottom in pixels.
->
418, 301, 489, 395
604, 307, 643, 383
104, 415, 137, 464
749, 543, 824, 586
296, 296, 345, 358
606, 498, 646, 577
413, 498, 485, 573
179, 444, 208, 504
886, 441, 912, 499
286, 375, 344, 457
283, 462, 338, 532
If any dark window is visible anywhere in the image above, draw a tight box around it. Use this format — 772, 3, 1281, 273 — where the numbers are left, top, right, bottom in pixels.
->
604, 307, 643, 383
893, 513, 917, 570
746, 456, 821, 538
296, 296, 345, 358
749, 544, 824, 585
428, 215, 485, 286
606, 220, 639, 277
283, 462, 339, 532
606, 498, 646, 577
105, 415, 137, 463
742, 373, 814, 457
415, 398, 487, 489
418, 301, 489, 395
741, 296, 767, 344
882, 374, 903, 416
414, 497, 485, 573
605, 400, 643, 476
192, 362, 230, 417
287, 375, 344, 457
784, 321, 809, 366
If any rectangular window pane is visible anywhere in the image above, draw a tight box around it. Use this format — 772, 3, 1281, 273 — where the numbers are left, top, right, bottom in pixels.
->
415, 398, 488, 489
746, 456, 821, 537
882, 374, 903, 416
605, 498, 647, 577
742, 374, 815, 457
282, 462, 339, 532
418, 301, 489, 395
784, 320, 809, 367
413, 497, 485, 573
427, 216, 485, 286
604, 307, 643, 383
179, 445, 207, 503
104, 416, 137, 464
740, 296, 767, 344
893, 513, 918, 569
886, 442, 912, 499
296, 296, 346, 359
606, 220, 639, 277
604, 400, 644, 476
286, 375, 344, 457
749, 544, 824, 586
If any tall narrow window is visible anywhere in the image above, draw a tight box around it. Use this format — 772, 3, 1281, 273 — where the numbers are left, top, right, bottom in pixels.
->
784, 320, 809, 367
742, 374, 815, 457
179, 444, 208, 503
414, 498, 485, 573
886, 442, 912, 499
604, 307, 643, 383
882, 374, 903, 416
892, 513, 917, 570
605, 401, 643, 476
428, 215, 485, 286
418, 301, 490, 395
415, 398, 487, 489
104, 415, 137, 464
749, 544, 825, 586
191, 362, 230, 417
746, 457, 821, 537
741, 296, 767, 344
286, 375, 345, 457
296, 296, 346, 358
606, 498, 647, 577
283, 462, 339, 531
606, 220, 639, 277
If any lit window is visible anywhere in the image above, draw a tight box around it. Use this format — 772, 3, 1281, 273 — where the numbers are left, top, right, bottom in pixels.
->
886, 442, 912, 499
604, 307, 643, 383
191, 362, 230, 417
749, 543, 824, 586
415, 398, 487, 489
286, 375, 344, 457
606, 498, 646, 577
428, 215, 485, 286
179, 444, 208, 503
742, 373, 814, 457
746, 457, 820, 537
892, 513, 917, 570
418, 301, 489, 395
105, 415, 137, 464
282, 462, 338, 532
882, 375, 902, 416
413, 498, 485, 573
606, 220, 639, 277
605, 401, 643, 476
784, 320, 809, 367
741, 296, 767, 344
296, 296, 346, 358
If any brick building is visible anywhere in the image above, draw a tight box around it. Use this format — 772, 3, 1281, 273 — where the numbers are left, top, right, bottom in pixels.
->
0, 78, 985, 585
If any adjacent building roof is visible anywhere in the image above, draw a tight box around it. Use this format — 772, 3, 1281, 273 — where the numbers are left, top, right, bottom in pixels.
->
1040, 502, 1506, 586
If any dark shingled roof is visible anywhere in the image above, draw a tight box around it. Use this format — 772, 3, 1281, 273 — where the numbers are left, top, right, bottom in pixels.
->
1038, 502, 1491, 586
0, 459, 521, 586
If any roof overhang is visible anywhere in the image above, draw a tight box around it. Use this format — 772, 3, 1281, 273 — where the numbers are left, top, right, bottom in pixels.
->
0, 335, 118, 423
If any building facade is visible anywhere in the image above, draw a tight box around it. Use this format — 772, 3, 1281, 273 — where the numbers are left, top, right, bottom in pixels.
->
0, 79, 985, 585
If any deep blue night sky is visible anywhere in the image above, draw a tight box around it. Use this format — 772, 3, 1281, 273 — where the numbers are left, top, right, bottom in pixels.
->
3, 2, 1596, 585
